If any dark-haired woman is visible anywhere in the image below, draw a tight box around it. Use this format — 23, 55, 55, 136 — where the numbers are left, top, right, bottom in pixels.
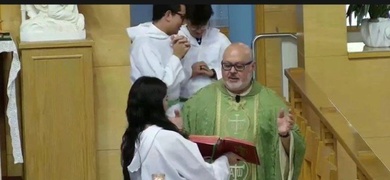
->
121, 76, 242, 180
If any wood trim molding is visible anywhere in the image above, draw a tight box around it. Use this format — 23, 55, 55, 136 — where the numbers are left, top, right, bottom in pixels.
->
347, 26, 360, 32
219, 27, 229, 37
0, 5, 2, 30
254, 5, 266, 84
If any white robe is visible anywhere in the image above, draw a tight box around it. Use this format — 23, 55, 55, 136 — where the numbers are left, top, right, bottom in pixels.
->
178, 26, 231, 99
127, 22, 185, 117
128, 125, 231, 180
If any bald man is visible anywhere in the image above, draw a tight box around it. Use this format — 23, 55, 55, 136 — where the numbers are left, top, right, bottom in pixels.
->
182, 43, 305, 180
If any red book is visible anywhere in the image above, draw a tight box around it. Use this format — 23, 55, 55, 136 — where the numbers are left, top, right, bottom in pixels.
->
189, 135, 260, 165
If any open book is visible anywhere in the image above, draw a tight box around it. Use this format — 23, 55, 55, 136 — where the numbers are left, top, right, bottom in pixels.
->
189, 135, 260, 165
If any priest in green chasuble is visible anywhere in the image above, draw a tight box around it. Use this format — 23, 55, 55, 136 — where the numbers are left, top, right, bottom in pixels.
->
182, 43, 305, 180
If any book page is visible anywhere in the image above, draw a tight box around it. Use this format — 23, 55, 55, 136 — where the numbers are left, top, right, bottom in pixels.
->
189, 135, 220, 145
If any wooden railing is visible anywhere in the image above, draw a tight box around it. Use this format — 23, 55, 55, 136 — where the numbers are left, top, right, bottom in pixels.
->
286, 68, 390, 180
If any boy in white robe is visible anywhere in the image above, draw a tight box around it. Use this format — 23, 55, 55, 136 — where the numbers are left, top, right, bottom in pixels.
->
127, 5, 190, 118
178, 5, 231, 101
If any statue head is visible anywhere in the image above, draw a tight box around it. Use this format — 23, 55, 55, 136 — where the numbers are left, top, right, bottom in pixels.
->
152, 5, 186, 35
221, 43, 255, 94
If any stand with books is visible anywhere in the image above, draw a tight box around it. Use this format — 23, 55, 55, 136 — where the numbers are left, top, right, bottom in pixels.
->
189, 135, 260, 165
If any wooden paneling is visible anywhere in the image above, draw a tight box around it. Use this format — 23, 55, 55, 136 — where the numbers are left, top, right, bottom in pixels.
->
219, 27, 229, 37
19, 40, 96, 180
0, 5, 131, 179
294, 5, 390, 179
79, 5, 131, 67
97, 150, 122, 180
299, 5, 347, 58
0, 6, 2, 30
78, 5, 131, 180
287, 67, 390, 179
254, 5, 266, 84
254, 5, 297, 97
263, 10, 297, 33
0, 5, 21, 42
264, 39, 282, 88
264, 5, 296, 12
94, 66, 129, 150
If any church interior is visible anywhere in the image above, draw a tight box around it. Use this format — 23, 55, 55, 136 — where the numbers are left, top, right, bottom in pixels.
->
0, 4, 389, 180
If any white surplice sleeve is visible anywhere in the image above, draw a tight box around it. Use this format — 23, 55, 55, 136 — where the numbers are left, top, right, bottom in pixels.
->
158, 131, 231, 180
130, 41, 184, 89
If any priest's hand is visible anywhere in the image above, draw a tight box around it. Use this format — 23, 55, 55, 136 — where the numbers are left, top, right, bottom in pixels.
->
225, 152, 244, 165
199, 65, 216, 78
169, 110, 183, 131
191, 61, 208, 78
193, 63, 216, 78
277, 108, 294, 136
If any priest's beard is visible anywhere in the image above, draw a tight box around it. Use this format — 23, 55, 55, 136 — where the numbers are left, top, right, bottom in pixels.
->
225, 73, 253, 93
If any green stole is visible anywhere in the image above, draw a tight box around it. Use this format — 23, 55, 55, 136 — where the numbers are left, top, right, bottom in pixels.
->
216, 86, 259, 180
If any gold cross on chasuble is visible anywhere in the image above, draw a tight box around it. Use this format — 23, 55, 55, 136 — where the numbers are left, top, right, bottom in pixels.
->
215, 90, 260, 180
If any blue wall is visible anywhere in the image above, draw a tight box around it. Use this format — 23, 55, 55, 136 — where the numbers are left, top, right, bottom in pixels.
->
129, 5, 256, 46
130, 5, 152, 26
227, 5, 255, 47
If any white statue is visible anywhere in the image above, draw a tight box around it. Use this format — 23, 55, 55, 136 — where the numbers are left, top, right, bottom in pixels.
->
361, 18, 390, 47
20, 5, 86, 42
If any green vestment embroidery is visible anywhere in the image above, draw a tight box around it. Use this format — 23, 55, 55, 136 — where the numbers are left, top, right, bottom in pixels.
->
183, 80, 306, 180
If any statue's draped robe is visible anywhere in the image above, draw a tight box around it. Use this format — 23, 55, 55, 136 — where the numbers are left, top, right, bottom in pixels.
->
21, 5, 85, 32
183, 80, 305, 180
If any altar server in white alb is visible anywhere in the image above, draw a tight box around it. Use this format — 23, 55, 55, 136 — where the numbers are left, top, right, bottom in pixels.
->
127, 5, 190, 118
121, 76, 243, 180
178, 5, 231, 101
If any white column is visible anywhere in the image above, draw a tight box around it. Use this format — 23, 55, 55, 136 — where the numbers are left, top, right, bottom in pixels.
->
280, 38, 298, 101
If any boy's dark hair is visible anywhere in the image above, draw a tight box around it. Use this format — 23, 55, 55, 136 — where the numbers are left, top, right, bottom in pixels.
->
152, 5, 182, 21
185, 5, 214, 26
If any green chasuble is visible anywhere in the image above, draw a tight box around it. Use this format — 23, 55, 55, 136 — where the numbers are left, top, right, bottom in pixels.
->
182, 80, 305, 180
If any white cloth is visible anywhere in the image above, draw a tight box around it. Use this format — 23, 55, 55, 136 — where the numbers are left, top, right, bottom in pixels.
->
127, 22, 185, 117
128, 125, 230, 180
0, 39, 23, 164
178, 26, 231, 99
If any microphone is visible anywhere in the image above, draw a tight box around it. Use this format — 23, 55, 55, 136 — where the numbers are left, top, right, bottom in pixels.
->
235, 95, 240, 103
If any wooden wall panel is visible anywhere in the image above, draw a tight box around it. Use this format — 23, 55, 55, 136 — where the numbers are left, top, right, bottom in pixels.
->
296, 5, 356, 180
255, 5, 297, 97
1, 5, 132, 179
0, 5, 21, 42
78, 5, 131, 180
79, 5, 131, 67
299, 5, 347, 58
20, 42, 95, 180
